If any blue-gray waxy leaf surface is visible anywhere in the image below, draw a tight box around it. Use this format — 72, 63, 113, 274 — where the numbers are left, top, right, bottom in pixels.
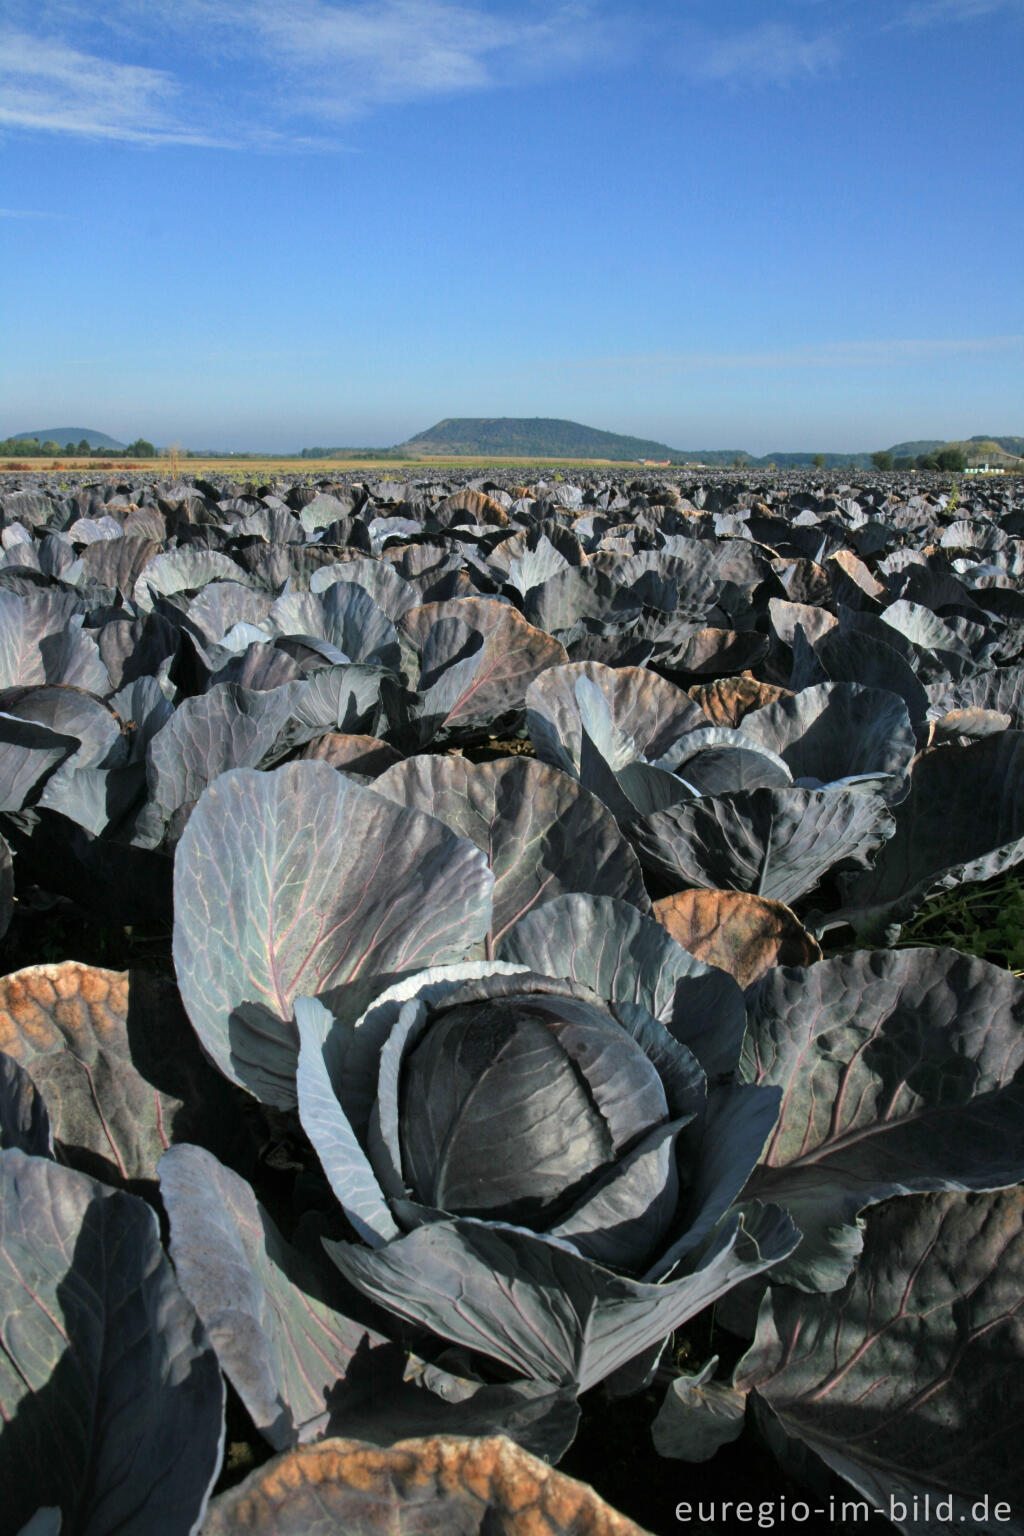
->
160, 1143, 390, 1450
372, 754, 651, 950
133, 546, 241, 611
0, 711, 78, 810
737, 681, 916, 802
267, 582, 401, 672
399, 597, 567, 739
326, 1203, 796, 1394
526, 660, 704, 818
0, 591, 99, 689
801, 616, 930, 726
173, 761, 494, 1107
740, 947, 1024, 1289
0, 1048, 51, 1155
836, 732, 1024, 937
146, 681, 297, 824
628, 786, 895, 907
737, 1188, 1024, 1532
0, 1149, 224, 1536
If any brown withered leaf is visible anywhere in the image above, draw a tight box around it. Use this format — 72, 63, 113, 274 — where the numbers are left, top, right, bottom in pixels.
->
0, 962, 243, 1186
687, 676, 791, 728
653, 889, 821, 989
437, 489, 510, 527
203, 1435, 657, 1535
927, 708, 1011, 745
299, 732, 403, 777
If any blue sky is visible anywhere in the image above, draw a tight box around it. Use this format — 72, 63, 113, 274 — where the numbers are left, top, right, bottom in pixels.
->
1, 0, 1021, 452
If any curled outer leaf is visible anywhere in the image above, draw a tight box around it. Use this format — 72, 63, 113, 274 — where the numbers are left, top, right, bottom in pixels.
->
146, 682, 297, 823
298, 732, 402, 776
652, 1356, 747, 1462
527, 660, 704, 772
738, 681, 916, 803
203, 1434, 655, 1535
324, 1203, 798, 1396
401, 597, 568, 736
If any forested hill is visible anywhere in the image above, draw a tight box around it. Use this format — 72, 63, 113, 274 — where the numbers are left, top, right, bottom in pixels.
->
396, 418, 689, 461
11, 428, 126, 450
394, 418, 869, 467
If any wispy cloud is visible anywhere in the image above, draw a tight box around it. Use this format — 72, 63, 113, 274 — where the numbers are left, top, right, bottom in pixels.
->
689, 22, 841, 85
0, 1, 615, 144
157, 0, 612, 116
0, 30, 230, 144
0, 206, 67, 218
555, 335, 1024, 374
8, 0, 1014, 148
271, 0, 603, 112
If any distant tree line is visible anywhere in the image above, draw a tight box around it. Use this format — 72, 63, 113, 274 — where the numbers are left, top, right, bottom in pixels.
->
871, 448, 967, 473
0, 437, 157, 458
299, 446, 404, 460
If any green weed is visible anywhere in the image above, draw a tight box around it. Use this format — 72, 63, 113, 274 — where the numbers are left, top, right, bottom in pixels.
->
894, 869, 1024, 975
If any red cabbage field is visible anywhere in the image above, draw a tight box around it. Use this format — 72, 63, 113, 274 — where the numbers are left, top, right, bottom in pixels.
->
1, 465, 1022, 1535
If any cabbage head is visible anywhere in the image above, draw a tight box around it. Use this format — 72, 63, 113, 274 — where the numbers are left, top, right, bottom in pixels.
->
294, 960, 797, 1395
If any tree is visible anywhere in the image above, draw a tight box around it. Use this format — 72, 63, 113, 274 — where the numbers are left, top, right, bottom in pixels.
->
916, 453, 939, 471
812, 453, 826, 469
76, 439, 91, 455
870, 451, 894, 471
936, 447, 966, 472
125, 438, 156, 458
41, 441, 61, 457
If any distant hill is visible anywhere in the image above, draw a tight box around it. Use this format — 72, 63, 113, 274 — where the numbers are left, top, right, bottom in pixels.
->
887, 439, 947, 459
12, 428, 126, 450
391, 419, 876, 469
396, 417, 689, 462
